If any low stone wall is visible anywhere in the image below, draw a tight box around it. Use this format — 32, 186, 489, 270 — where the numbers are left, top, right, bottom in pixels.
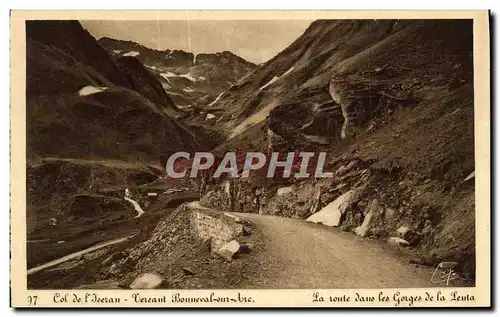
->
189, 208, 244, 251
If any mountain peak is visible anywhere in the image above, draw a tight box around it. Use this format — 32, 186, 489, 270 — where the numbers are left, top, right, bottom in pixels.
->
97, 37, 255, 67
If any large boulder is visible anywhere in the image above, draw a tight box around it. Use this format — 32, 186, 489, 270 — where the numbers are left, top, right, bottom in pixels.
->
216, 240, 241, 261
397, 226, 411, 238
306, 190, 357, 226
353, 198, 382, 237
277, 186, 293, 196
354, 226, 369, 237
396, 225, 421, 246
387, 237, 410, 247
129, 273, 164, 289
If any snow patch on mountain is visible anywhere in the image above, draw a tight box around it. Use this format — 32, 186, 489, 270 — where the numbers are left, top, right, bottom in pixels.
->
282, 66, 295, 78
166, 91, 183, 96
179, 73, 197, 81
78, 86, 108, 96
259, 67, 295, 91
123, 51, 140, 57
160, 72, 177, 78
259, 76, 279, 91
160, 72, 197, 82
229, 101, 278, 139
207, 91, 225, 107
112, 50, 121, 54
159, 73, 176, 82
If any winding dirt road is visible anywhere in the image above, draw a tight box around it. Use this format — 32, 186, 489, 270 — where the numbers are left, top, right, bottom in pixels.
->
231, 212, 435, 289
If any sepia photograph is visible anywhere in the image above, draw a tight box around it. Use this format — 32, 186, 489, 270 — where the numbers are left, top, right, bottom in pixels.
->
10, 10, 490, 307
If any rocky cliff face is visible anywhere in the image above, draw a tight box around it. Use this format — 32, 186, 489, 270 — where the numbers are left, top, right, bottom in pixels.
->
200, 19, 475, 278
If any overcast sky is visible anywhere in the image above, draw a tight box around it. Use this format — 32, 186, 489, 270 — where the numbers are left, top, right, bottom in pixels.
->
81, 20, 313, 64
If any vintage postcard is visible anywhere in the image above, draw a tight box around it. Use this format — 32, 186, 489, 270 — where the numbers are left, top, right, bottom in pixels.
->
10, 10, 490, 308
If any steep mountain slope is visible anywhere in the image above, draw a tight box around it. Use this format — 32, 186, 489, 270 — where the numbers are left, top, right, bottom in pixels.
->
115, 56, 177, 114
26, 20, 131, 94
26, 20, 207, 162
200, 20, 476, 278
98, 37, 257, 112
25, 20, 211, 262
212, 20, 472, 143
